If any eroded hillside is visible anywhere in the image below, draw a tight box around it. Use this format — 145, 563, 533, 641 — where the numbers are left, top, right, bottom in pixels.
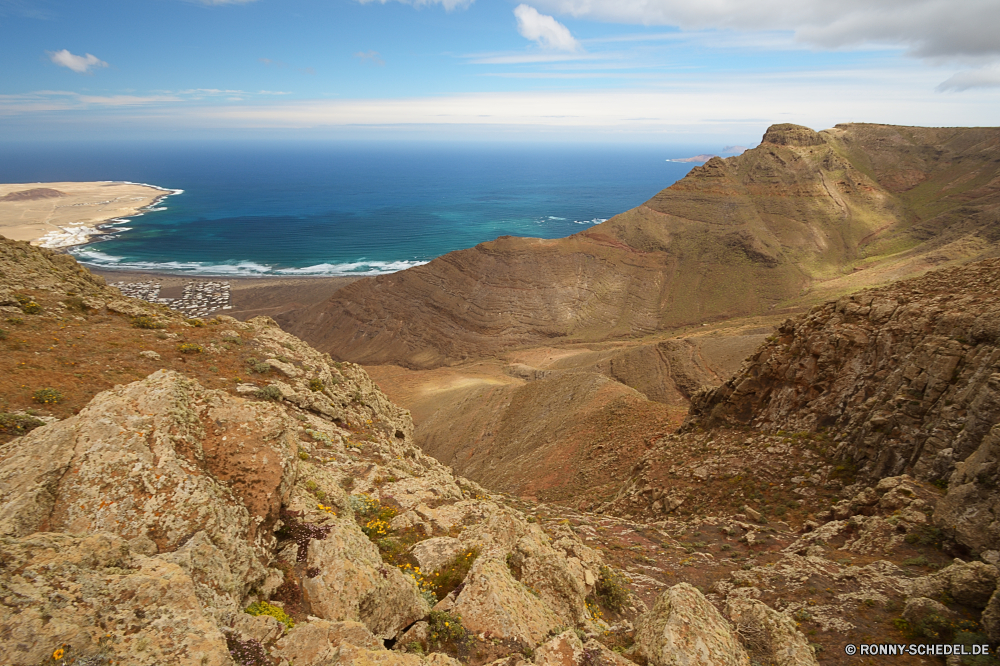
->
6, 245, 1000, 664
285, 123, 1000, 370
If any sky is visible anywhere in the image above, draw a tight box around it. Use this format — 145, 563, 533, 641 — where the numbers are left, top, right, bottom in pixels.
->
1, 0, 998, 145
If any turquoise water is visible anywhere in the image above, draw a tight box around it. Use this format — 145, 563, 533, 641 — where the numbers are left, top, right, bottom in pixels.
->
0, 142, 701, 276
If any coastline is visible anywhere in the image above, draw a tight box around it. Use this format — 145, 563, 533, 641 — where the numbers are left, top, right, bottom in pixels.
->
0, 180, 179, 249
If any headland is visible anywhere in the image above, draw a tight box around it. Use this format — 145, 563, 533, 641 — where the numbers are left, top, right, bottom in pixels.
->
0, 180, 177, 248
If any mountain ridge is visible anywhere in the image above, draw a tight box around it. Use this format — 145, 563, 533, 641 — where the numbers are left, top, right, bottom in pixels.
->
284, 122, 1000, 370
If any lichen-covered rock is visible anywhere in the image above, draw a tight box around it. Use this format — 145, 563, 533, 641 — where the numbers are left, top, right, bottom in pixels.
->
936, 424, 1000, 553
636, 583, 749, 666
981, 590, 1000, 642
412, 536, 465, 573
902, 597, 960, 632
271, 618, 382, 665
725, 597, 818, 666
302, 519, 429, 639
453, 558, 562, 647
0, 369, 299, 616
0, 532, 231, 665
332, 643, 461, 666
908, 560, 1000, 608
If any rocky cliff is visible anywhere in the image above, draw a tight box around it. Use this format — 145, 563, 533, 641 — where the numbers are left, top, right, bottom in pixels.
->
285, 123, 1000, 369
686, 257, 1000, 554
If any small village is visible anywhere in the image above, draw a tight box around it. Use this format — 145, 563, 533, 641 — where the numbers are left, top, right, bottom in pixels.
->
109, 279, 233, 318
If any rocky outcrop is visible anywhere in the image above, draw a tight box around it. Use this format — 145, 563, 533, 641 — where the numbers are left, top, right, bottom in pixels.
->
686, 258, 1000, 549
0, 304, 614, 664
285, 124, 1000, 369
725, 597, 818, 666
635, 583, 749, 666
0, 368, 299, 617
0, 532, 231, 665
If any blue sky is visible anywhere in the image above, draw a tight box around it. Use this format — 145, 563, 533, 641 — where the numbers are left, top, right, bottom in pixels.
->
1, 0, 998, 144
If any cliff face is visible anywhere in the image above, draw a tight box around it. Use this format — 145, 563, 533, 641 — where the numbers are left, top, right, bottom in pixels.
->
285, 123, 1000, 369
686, 257, 1000, 551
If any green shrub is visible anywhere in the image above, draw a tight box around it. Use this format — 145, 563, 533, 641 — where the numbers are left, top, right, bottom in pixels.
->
186, 318, 206, 327
427, 610, 466, 649
245, 357, 270, 373
309, 378, 324, 392
244, 601, 294, 631
177, 343, 203, 354
131, 315, 165, 329
0, 412, 46, 436
594, 565, 630, 613
434, 548, 480, 601
32, 388, 63, 405
0, 328, 6, 340
905, 525, 944, 548
62, 296, 88, 312
256, 385, 283, 401
6, 317, 24, 325
20, 301, 41, 315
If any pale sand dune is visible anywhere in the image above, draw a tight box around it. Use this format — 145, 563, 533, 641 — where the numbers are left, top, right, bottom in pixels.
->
0, 181, 174, 247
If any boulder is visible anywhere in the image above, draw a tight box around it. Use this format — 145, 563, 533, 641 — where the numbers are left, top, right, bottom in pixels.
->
452, 558, 561, 647
635, 583, 749, 666
331, 643, 461, 666
302, 519, 429, 639
726, 597, 818, 666
0, 370, 299, 616
0, 532, 231, 665
271, 619, 382, 665
412, 537, 465, 573
908, 560, 1000, 608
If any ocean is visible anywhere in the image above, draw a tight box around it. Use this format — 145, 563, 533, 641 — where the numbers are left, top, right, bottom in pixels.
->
0, 141, 702, 276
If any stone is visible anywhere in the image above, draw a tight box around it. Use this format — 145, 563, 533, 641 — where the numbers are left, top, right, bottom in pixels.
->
0, 370, 300, 616
902, 597, 959, 632
302, 519, 429, 639
635, 583, 749, 666
726, 597, 818, 666
411, 536, 465, 573
0, 532, 231, 665
271, 619, 382, 665
139, 349, 161, 360
330, 643, 461, 666
266, 357, 301, 378
908, 561, 1000, 608
452, 558, 561, 647
231, 611, 286, 646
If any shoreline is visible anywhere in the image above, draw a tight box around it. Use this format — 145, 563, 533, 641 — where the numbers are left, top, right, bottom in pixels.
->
0, 180, 177, 249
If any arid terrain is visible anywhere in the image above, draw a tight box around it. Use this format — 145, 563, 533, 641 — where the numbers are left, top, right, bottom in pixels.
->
0, 181, 169, 248
3, 122, 1000, 666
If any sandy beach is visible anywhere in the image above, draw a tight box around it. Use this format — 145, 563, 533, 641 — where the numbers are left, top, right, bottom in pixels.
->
0, 181, 174, 248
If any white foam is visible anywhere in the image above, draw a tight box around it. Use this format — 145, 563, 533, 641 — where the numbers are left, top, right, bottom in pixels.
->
72, 249, 428, 277
573, 218, 607, 225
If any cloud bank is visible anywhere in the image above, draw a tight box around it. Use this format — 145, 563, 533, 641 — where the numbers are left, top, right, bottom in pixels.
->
530, 0, 1000, 61
514, 4, 580, 51
47, 49, 108, 73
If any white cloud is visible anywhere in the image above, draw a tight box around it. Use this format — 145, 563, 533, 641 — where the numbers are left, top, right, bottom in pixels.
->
514, 4, 580, 51
356, 0, 474, 11
938, 65, 1000, 91
529, 0, 1000, 61
354, 50, 386, 66
47, 49, 108, 74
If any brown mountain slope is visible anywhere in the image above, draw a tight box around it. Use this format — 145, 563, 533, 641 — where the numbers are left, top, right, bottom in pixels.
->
284, 123, 1000, 369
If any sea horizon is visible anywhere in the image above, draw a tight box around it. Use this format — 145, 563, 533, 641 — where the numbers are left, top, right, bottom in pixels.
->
0, 140, 706, 277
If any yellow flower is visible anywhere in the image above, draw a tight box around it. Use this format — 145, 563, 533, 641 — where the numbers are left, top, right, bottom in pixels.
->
53, 648, 65, 660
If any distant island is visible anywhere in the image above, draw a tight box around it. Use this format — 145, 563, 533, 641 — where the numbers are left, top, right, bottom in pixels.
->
667, 145, 748, 163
